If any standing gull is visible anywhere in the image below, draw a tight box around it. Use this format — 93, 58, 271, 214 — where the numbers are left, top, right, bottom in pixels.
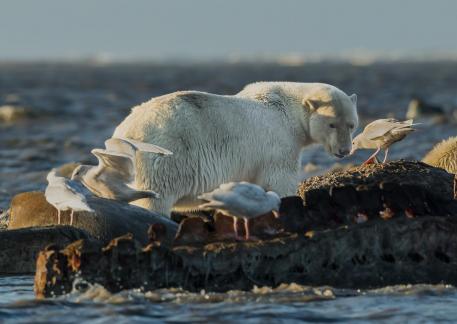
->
45, 169, 94, 225
71, 137, 172, 202
350, 119, 417, 164
198, 182, 281, 240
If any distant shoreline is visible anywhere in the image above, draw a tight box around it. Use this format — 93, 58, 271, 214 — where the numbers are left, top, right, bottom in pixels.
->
2, 52, 457, 67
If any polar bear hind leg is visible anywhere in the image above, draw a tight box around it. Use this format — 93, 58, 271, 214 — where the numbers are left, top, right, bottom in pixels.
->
131, 195, 177, 218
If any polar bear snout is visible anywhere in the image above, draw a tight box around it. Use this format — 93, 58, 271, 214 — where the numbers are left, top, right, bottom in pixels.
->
309, 115, 355, 159
330, 142, 352, 158
335, 148, 351, 158
331, 131, 353, 158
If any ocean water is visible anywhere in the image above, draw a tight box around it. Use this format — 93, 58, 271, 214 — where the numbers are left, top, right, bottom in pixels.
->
1, 276, 457, 323
1, 62, 457, 322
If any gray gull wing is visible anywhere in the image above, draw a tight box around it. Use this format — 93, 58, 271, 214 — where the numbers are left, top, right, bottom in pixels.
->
232, 182, 268, 202
45, 169, 93, 212
107, 137, 173, 156
363, 119, 398, 140
105, 138, 137, 157
91, 148, 134, 183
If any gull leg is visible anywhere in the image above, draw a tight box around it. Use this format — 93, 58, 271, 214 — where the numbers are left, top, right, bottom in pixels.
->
70, 210, 74, 226
382, 148, 389, 163
363, 147, 381, 165
244, 218, 250, 241
233, 217, 238, 240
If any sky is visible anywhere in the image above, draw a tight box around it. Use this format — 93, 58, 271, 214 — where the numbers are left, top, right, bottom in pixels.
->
1, 0, 457, 61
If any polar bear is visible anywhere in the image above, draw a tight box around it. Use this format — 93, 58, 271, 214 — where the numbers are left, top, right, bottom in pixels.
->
113, 82, 358, 217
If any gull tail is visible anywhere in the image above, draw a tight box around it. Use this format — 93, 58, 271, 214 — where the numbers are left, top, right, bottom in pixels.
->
392, 119, 421, 135
404, 119, 422, 127
197, 200, 226, 211
126, 183, 160, 200
391, 126, 416, 136
139, 190, 160, 199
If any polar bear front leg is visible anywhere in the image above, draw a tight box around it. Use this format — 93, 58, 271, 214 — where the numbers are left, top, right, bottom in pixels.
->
257, 167, 300, 197
131, 195, 177, 218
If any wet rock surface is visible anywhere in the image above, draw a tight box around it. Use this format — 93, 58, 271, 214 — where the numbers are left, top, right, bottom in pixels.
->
0, 191, 179, 275
298, 160, 457, 229
34, 216, 457, 298
455, 175, 457, 200
0, 226, 92, 274
7, 191, 178, 245
32, 160, 457, 297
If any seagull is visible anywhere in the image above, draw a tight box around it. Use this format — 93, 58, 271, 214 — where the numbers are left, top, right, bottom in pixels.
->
350, 118, 417, 164
71, 137, 172, 202
45, 169, 94, 225
198, 182, 281, 240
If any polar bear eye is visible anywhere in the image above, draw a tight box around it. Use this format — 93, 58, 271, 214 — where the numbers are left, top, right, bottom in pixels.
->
329, 123, 336, 128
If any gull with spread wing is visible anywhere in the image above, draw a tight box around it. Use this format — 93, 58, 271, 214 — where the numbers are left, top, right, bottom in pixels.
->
71, 137, 172, 202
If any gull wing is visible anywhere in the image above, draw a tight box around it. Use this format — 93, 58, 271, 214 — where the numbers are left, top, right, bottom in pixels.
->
105, 137, 137, 157
364, 119, 401, 140
232, 182, 267, 201
198, 199, 228, 210
198, 191, 246, 215
45, 182, 76, 205
91, 148, 135, 183
108, 137, 173, 156
45, 177, 92, 212
198, 189, 231, 210
390, 126, 416, 136
202, 182, 267, 204
368, 120, 416, 141
199, 186, 267, 217
198, 188, 233, 203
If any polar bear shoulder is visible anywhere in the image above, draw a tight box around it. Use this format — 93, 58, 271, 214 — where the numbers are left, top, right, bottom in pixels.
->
238, 81, 350, 104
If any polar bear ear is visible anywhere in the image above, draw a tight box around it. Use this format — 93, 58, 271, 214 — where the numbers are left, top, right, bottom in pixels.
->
350, 94, 357, 105
302, 98, 318, 111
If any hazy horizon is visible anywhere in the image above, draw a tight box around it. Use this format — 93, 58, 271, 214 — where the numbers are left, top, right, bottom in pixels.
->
1, 0, 457, 62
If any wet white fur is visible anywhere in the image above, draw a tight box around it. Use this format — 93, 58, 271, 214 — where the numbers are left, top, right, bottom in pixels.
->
113, 82, 358, 216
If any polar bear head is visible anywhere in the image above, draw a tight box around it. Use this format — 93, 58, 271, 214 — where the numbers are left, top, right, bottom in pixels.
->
303, 85, 358, 158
